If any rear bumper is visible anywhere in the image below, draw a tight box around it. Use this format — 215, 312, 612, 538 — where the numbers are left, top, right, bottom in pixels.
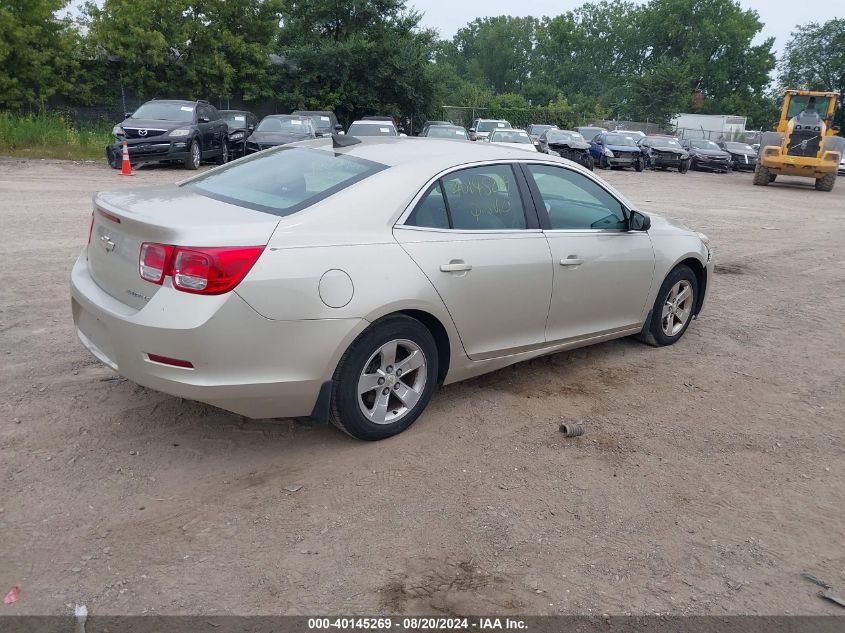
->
107, 139, 190, 163
70, 251, 367, 419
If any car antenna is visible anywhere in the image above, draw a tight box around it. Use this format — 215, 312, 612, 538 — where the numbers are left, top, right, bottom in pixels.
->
332, 133, 360, 148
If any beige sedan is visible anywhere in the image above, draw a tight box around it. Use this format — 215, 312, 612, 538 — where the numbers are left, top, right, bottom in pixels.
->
71, 137, 713, 440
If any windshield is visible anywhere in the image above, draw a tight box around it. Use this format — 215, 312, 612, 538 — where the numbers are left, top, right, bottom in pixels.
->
530, 125, 553, 135
648, 137, 682, 148
302, 115, 332, 131
605, 134, 638, 146
578, 127, 605, 140
547, 131, 584, 143
185, 147, 387, 217
221, 112, 249, 130
131, 102, 194, 122
426, 126, 468, 139
724, 142, 754, 152
256, 116, 312, 133
786, 95, 832, 119
690, 140, 721, 150
477, 121, 511, 133
348, 122, 397, 136
491, 130, 532, 144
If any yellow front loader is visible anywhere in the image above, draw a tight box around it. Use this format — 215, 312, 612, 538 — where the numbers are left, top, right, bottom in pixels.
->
754, 90, 843, 191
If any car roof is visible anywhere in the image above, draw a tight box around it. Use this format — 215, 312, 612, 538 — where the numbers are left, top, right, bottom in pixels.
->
350, 119, 396, 126
220, 109, 251, 114
476, 119, 510, 122
293, 137, 554, 168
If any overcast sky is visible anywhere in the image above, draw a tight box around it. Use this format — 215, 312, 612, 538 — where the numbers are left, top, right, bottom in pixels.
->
411, 0, 843, 54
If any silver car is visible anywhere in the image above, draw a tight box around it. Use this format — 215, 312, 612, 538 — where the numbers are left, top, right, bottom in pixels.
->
71, 138, 713, 440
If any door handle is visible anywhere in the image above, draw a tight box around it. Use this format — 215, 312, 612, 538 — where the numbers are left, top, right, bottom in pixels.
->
560, 257, 583, 266
440, 261, 472, 273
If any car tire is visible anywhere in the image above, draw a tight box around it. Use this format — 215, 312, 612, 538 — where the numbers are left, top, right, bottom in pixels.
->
184, 139, 201, 170
106, 147, 121, 169
634, 157, 645, 172
599, 155, 609, 169
637, 265, 699, 347
815, 171, 836, 192
330, 315, 439, 441
678, 159, 690, 174
216, 139, 229, 165
752, 163, 771, 186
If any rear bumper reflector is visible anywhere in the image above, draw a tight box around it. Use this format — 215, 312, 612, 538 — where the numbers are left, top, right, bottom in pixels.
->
146, 353, 194, 369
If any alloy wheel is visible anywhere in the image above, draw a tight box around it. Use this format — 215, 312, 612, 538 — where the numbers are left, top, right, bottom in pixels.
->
357, 339, 427, 425
661, 280, 694, 336
191, 142, 201, 168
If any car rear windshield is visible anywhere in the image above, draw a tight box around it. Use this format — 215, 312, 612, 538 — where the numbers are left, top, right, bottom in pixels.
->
184, 147, 387, 217
131, 103, 195, 122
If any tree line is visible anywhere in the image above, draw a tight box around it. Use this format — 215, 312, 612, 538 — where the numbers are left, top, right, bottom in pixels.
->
1, 0, 843, 130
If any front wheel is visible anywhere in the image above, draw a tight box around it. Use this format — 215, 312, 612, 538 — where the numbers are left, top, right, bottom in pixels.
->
752, 163, 771, 186
330, 315, 438, 440
184, 139, 201, 170
638, 265, 698, 347
815, 171, 836, 191
634, 157, 645, 172
106, 147, 121, 169
599, 154, 609, 169
580, 154, 594, 171
678, 159, 690, 174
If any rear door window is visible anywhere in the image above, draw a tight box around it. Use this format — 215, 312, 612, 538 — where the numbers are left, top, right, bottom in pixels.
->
442, 165, 527, 230
184, 147, 387, 217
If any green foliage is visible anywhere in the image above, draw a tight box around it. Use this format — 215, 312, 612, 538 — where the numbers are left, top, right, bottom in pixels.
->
0, 111, 112, 159
0, 0, 784, 148
274, 0, 438, 125
0, 0, 82, 109
83, 0, 284, 100
778, 19, 845, 130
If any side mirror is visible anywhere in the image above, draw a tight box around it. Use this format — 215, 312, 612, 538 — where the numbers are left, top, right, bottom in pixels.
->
469, 128, 476, 133
334, 124, 343, 131
628, 210, 651, 231
248, 124, 255, 131
125, 112, 134, 119
199, 116, 210, 123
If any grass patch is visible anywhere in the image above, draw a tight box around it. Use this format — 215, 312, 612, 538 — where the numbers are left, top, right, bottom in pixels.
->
0, 111, 112, 161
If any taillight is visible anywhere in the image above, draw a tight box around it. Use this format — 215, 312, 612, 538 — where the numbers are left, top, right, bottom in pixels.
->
138, 243, 264, 295
139, 243, 173, 284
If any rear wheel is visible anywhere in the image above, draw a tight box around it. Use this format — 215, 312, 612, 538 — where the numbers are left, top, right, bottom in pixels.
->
815, 171, 836, 191
184, 139, 201, 170
638, 265, 698, 347
330, 315, 438, 441
753, 163, 771, 186
215, 139, 229, 165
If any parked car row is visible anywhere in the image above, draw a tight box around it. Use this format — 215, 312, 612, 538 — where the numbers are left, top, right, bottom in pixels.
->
108, 99, 345, 169
107, 101, 758, 178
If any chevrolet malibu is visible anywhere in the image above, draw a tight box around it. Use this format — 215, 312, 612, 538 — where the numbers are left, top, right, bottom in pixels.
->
71, 138, 713, 440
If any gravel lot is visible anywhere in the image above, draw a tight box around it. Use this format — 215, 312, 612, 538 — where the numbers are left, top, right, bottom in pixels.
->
1, 157, 843, 617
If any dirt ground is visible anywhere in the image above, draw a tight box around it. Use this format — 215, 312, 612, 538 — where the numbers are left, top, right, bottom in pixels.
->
0, 157, 843, 617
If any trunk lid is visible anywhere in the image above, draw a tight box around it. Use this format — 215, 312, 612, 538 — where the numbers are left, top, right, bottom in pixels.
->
88, 184, 280, 310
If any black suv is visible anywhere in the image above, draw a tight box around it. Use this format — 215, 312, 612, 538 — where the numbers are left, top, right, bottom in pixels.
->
107, 99, 230, 170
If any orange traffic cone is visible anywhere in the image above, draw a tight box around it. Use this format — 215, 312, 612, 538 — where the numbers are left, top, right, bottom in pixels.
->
120, 140, 133, 176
